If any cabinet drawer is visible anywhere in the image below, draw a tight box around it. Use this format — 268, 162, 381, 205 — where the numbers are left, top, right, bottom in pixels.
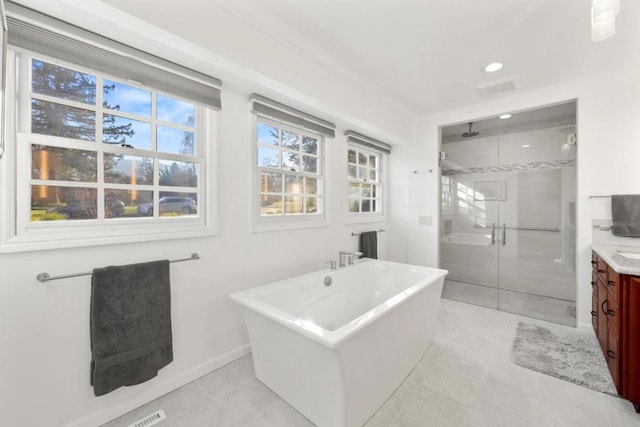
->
597, 257, 608, 280
605, 297, 621, 331
607, 268, 622, 303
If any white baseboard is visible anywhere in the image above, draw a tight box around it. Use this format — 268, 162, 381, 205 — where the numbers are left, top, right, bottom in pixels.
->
576, 321, 594, 334
68, 343, 251, 427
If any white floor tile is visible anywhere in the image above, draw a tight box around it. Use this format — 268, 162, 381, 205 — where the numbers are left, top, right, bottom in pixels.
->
195, 354, 256, 402
394, 383, 473, 426
102, 299, 640, 427
103, 382, 211, 427
602, 393, 640, 426
538, 374, 610, 426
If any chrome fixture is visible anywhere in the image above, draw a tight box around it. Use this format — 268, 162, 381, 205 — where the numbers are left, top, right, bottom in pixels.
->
561, 133, 577, 156
339, 251, 363, 267
351, 229, 385, 236
326, 260, 337, 270
36, 253, 200, 283
502, 223, 507, 246
462, 122, 479, 138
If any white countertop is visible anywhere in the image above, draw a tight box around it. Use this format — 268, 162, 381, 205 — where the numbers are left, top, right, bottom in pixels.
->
592, 244, 640, 276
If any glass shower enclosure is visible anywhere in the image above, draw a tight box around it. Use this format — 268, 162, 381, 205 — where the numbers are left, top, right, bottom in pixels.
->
439, 107, 576, 326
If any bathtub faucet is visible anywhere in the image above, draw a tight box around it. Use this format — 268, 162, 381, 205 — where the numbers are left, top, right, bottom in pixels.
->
339, 251, 363, 267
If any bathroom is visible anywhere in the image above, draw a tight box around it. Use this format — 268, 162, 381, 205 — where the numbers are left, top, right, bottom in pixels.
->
1, 0, 640, 426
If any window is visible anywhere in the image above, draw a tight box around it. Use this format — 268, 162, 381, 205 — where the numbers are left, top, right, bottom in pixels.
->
348, 146, 382, 214
0, 3, 221, 252
27, 58, 200, 222
251, 94, 335, 230
345, 131, 391, 219
257, 119, 323, 217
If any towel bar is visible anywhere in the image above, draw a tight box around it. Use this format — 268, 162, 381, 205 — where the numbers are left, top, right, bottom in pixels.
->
351, 229, 386, 237
36, 253, 200, 283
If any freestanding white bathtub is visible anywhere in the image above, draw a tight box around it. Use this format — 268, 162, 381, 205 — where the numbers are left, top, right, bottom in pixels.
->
230, 259, 448, 427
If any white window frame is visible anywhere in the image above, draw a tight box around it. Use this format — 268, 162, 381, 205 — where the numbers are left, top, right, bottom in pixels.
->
346, 143, 387, 223
0, 48, 217, 253
251, 115, 330, 232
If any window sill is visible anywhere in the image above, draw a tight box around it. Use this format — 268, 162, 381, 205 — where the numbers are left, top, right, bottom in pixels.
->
0, 220, 216, 253
251, 216, 331, 233
346, 213, 387, 225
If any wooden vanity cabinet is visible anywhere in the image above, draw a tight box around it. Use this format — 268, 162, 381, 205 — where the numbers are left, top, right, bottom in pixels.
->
625, 276, 640, 411
592, 251, 640, 412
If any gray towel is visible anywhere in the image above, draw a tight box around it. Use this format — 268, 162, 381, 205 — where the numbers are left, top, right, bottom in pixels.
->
90, 260, 173, 396
611, 194, 640, 237
359, 231, 378, 259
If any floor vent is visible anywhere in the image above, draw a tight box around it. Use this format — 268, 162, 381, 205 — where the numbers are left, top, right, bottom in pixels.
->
128, 409, 167, 427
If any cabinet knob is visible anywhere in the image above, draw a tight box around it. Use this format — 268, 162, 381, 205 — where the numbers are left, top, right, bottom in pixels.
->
607, 350, 616, 359
598, 269, 606, 274
607, 280, 615, 286
607, 309, 616, 317
591, 281, 597, 287
591, 310, 597, 317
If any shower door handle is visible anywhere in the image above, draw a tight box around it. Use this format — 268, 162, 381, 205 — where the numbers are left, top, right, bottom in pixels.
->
502, 223, 506, 246
491, 223, 496, 245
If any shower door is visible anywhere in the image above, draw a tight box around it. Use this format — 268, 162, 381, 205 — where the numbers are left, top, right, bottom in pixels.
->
440, 136, 500, 308
440, 127, 576, 326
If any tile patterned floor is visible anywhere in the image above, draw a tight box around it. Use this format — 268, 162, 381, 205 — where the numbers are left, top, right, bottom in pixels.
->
104, 299, 640, 426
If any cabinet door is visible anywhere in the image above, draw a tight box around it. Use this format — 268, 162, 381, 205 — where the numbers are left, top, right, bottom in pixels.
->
592, 285, 599, 333
592, 270, 599, 333
607, 321, 622, 394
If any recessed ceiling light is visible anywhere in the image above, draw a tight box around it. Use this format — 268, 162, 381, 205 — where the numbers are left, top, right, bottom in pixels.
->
521, 144, 531, 148
499, 114, 512, 119
484, 62, 503, 72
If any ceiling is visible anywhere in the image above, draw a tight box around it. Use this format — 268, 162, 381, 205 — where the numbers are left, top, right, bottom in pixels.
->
100, 0, 639, 117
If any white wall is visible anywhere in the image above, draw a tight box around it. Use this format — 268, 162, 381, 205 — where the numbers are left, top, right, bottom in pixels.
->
391, 67, 640, 331
0, 2, 398, 426
0, 82, 391, 427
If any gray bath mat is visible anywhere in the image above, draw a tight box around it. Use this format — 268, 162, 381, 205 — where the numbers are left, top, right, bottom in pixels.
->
510, 322, 618, 395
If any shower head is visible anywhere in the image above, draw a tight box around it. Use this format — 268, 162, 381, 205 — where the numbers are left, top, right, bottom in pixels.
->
462, 122, 479, 138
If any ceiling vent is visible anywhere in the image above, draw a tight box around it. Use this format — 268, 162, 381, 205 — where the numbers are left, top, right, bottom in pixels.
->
476, 75, 521, 97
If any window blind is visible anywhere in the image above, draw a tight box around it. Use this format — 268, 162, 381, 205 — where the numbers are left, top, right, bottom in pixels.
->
250, 94, 335, 138
5, 1, 222, 110
345, 130, 391, 154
